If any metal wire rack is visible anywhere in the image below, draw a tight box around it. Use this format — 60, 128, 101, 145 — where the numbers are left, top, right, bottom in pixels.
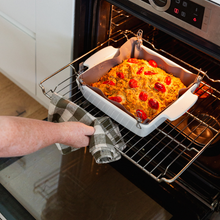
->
39, 30, 220, 183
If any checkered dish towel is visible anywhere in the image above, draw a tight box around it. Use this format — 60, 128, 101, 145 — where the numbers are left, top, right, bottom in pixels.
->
48, 92, 126, 164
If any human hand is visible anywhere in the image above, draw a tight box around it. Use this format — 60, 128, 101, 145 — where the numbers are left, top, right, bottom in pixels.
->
58, 121, 95, 148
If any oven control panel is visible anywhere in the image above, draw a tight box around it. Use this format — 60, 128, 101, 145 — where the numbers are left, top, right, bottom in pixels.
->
141, 0, 205, 29
118, 0, 220, 48
165, 0, 205, 29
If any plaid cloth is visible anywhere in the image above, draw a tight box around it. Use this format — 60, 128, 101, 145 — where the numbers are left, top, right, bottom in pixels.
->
48, 92, 126, 163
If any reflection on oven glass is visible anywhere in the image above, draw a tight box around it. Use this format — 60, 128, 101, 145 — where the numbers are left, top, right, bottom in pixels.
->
38, 147, 172, 220
187, 113, 220, 146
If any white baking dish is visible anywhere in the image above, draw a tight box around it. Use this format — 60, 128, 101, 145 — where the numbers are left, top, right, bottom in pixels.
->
77, 37, 200, 137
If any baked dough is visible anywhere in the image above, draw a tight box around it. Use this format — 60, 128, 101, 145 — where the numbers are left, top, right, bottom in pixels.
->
91, 58, 186, 121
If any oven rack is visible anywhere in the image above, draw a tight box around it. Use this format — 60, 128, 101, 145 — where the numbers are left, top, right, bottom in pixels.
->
39, 29, 209, 99
39, 31, 220, 183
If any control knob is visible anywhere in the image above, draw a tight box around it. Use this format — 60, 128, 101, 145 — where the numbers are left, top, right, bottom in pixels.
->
149, 0, 171, 12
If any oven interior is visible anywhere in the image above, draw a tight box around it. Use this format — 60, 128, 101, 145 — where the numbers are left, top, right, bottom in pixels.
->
40, 0, 220, 213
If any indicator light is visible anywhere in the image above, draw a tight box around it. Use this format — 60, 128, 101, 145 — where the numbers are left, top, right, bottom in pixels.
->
193, 17, 197, 22
174, 8, 179, 14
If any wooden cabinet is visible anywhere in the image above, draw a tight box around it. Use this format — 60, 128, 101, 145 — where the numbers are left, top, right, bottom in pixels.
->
0, 0, 75, 108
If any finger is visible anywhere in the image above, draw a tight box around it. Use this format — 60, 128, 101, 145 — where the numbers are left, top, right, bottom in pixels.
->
84, 125, 95, 136
76, 136, 90, 148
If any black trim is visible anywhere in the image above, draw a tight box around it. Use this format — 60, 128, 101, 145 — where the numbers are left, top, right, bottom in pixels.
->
74, 0, 95, 58
0, 184, 35, 220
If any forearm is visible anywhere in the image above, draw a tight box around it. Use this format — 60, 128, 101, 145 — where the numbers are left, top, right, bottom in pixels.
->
0, 116, 94, 157
0, 116, 61, 157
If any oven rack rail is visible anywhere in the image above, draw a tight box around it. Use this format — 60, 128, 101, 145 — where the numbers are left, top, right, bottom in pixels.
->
39, 30, 220, 183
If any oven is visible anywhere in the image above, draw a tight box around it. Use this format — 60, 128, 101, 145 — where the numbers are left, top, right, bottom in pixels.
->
39, 0, 220, 219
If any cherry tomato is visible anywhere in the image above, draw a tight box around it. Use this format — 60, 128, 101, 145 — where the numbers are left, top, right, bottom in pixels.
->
137, 67, 144, 75
109, 96, 122, 103
116, 72, 124, 79
139, 91, 148, 101
165, 76, 171, 85
149, 60, 157, 68
148, 98, 159, 110
127, 58, 139, 64
154, 82, 166, 93
144, 71, 157, 75
103, 81, 115, 86
129, 79, 138, 88
136, 109, 147, 121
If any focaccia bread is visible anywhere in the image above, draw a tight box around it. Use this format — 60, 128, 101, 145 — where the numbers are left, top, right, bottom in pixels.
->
91, 58, 186, 121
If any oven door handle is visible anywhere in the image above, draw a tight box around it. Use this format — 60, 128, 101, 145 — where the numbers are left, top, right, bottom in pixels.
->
164, 83, 199, 121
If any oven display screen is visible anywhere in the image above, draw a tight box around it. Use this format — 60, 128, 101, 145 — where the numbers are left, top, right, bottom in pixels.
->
167, 0, 205, 29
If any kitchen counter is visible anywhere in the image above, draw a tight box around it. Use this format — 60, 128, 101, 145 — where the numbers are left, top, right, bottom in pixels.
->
0, 145, 172, 220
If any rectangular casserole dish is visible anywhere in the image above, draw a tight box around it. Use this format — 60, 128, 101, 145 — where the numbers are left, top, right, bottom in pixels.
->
77, 37, 201, 137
